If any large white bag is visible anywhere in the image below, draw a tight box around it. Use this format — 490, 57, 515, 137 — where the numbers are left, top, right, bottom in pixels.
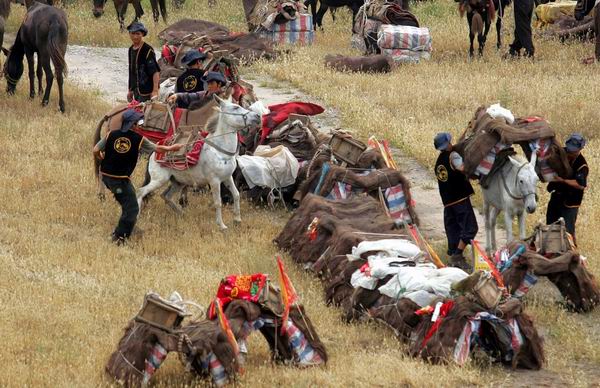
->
236, 145, 299, 189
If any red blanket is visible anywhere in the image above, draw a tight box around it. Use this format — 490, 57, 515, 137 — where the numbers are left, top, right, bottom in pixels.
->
261, 102, 324, 142
207, 274, 268, 319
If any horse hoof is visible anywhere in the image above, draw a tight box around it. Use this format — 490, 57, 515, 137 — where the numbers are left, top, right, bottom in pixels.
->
29, 93, 35, 99
59, 106, 66, 114
41, 100, 49, 107
233, 218, 242, 225
219, 225, 228, 232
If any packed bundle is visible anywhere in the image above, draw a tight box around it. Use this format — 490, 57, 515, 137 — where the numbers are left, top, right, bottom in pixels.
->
324, 54, 393, 73
410, 296, 545, 369
455, 105, 571, 181
354, 0, 419, 54
535, 0, 578, 27
259, 12, 314, 45
540, 14, 595, 41
378, 24, 432, 64
243, 0, 314, 44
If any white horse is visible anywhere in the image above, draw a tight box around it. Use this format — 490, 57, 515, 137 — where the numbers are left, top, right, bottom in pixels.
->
482, 153, 539, 253
137, 95, 261, 230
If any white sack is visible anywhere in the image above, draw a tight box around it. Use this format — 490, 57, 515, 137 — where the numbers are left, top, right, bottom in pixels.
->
486, 103, 515, 124
350, 239, 421, 261
158, 77, 177, 102
236, 145, 299, 189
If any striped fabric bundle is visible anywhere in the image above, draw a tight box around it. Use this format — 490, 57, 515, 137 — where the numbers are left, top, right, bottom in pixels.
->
283, 319, 324, 366
475, 142, 510, 177
530, 138, 557, 182
326, 182, 354, 200
514, 271, 539, 299
143, 343, 168, 385
260, 30, 314, 45
377, 25, 432, 51
268, 13, 313, 32
381, 48, 431, 64
385, 184, 412, 225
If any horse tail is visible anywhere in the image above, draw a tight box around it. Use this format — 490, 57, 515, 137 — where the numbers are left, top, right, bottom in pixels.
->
472, 12, 484, 35
48, 16, 68, 77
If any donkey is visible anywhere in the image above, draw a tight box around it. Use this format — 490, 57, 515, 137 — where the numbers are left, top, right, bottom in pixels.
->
4, 1, 68, 112
459, 0, 511, 57
92, 0, 167, 31
137, 95, 261, 231
482, 153, 539, 253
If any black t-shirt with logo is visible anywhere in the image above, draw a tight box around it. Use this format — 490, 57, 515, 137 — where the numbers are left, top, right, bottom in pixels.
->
176, 69, 205, 94
100, 130, 144, 178
435, 151, 475, 206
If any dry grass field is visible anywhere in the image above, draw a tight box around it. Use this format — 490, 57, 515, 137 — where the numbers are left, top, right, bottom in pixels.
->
1, 0, 600, 386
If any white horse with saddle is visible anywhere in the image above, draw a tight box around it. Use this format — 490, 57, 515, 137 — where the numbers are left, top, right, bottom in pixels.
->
482, 152, 539, 253
137, 95, 261, 230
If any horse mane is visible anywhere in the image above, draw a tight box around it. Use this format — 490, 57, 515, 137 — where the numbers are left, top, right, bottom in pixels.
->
205, 109, 220, 134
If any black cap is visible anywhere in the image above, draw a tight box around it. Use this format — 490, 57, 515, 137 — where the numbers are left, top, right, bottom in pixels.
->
121, 109, 144, 132
203, 71, 227, 85
127, 21, 148, 36
182, 50, 207, 65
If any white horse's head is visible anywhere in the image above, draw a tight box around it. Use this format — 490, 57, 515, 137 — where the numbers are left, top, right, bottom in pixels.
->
214, 94, 261, 132
508, 155, 539, 214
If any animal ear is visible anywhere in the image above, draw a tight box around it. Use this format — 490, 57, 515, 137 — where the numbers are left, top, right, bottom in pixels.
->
530, 151, 537, 167
213, 93, 224, 105
508, 156, 520, 166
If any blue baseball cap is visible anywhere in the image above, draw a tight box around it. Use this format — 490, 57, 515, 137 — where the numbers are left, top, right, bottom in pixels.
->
434, 132, 452, 151
565, 133, 586, 152
182, 50, 207, 65
127, 21, 148, 36
121, 109, 144, 132
203, 71, 227, 85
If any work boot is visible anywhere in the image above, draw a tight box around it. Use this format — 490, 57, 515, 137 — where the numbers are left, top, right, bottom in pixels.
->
449, 253, 473, 273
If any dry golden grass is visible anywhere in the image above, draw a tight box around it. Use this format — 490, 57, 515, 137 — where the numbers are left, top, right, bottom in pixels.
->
1, 0, 600, 386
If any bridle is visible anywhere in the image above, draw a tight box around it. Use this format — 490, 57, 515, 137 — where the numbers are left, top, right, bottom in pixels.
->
500, 162, 537, 202
202, 107, 257, 157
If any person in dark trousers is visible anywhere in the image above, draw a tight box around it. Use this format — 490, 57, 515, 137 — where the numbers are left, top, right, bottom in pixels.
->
575, 0, 600, 62
175, 50, 207, 97
508, 0, 535, 58
127, 22, 160, 102
93, 110, 183, 245
434, 132, 478, 271
168, 71, 227, 107
546, 133, 588, 244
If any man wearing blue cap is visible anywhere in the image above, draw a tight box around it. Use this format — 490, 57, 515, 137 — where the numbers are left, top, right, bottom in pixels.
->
175, 50, 207, 96
93, 109, 183, 244
434, 132, 478, 270
547, 133, 589, 243
167, 71, 227, 108
127, 22, 160, 102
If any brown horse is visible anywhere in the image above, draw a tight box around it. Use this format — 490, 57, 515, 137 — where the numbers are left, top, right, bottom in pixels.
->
4, 1, 68, 112
92, 0, 167, 31
0, 0, 9, 57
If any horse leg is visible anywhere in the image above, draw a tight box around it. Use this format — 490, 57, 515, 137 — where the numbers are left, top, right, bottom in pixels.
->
55, 60, 65, 113
179, 185, 189, 208
484, 200, 492, 253
39, 51, 54, 107
210, 179, 227, 231
315, 4, 327, 30
149, 0, 159, 23
161, 180, 184, 215
479, 21, 491, 56
223, 175, 241, 224
24, 49, 35, 99
36, 58, 43, 96
115, 1, 127, 31
467, 13, 475, 57
490, 206, 500, 252
136, 157, 170, 212
496, 11, 503, 49
504, 208, 514, 244
518, 210, 527, 241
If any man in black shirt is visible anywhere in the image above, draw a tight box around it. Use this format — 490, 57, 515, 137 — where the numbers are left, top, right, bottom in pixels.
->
176, 50, 207, 95
127, 22, 160, 102
546, 133, 589, 244
434, 132, 478, 271
93, 109, 183, 244
508, 0, 535, 58
168, 71, 228, 108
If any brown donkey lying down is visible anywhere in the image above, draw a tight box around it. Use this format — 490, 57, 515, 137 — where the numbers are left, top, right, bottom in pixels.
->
325, 54, 393, 73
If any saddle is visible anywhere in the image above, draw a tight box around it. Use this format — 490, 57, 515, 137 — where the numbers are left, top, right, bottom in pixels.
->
479, 147, 516, 189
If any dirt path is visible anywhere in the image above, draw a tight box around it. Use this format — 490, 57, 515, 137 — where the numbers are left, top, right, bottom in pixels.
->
65, 44, 492, 248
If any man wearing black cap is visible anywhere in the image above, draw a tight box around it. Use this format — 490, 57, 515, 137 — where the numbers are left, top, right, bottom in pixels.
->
93, 109, 183, 244
434, 132, 478, 270
167, 71, 227, 108
546, 133, 589, 243
127, 22, 160, 102
176, 50, 207, 97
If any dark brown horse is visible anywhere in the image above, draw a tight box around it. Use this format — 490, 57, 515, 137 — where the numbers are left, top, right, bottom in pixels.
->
459, 0, 511, 57
0, 0, 9, 59
4, 1, 68, 112
92, 0, 167, 31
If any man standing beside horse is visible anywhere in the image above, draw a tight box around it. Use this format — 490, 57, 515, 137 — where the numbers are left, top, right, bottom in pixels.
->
93, 109, 183, 245
434, 132, 478, 271
127, 22, 160, 102
546, 133, 588, 244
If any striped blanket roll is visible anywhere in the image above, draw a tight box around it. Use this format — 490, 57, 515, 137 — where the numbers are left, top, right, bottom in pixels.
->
259, 30, 315, 45
377, 24, 432, 51
269, 13, 313, 32
381, 48, 431, 64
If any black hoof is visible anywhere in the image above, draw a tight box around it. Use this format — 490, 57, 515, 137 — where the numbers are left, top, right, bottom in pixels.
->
41, 100, 49, 107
